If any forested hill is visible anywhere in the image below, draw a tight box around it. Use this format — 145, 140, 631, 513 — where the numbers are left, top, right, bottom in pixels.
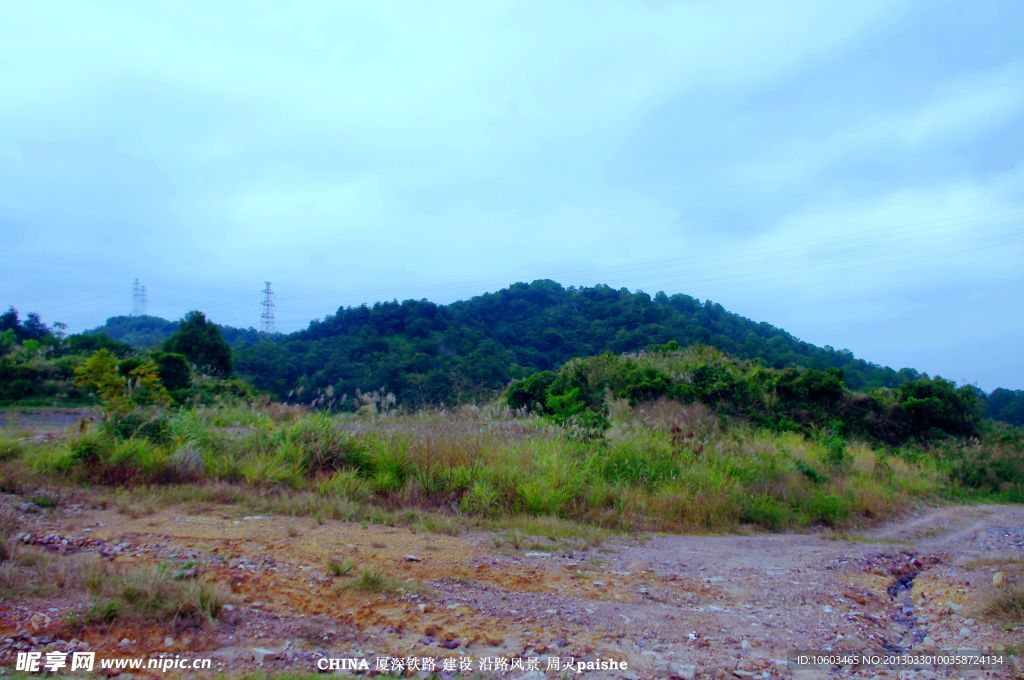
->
221, 280, 922, 405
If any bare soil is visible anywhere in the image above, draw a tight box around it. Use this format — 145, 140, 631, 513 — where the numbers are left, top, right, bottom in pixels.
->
2, 489, 1022, 678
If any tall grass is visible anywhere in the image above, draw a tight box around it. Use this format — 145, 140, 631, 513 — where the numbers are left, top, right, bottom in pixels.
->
6, 400, 1017, 533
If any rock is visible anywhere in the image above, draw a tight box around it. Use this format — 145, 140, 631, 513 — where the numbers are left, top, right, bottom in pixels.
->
993, 571, 1005, 587
844, 591, 867, 605
592, 581, 606, 588
667, 662, 697, 679
251, 647, 279, 663
959, 627, 972, 638
119, 638, 131, 649
740, 639, 751, 650
28, 614, 50, 633
404, 554, 422, 562
440, 639, 459, 649
163, 636, 174, 647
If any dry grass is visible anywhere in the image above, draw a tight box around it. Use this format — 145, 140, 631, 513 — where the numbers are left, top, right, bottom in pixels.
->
982, 584, 1024, 626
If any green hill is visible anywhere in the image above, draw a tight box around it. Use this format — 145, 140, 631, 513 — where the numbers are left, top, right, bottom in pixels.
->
231, 280, 914, 405
78, 280, 1024, 423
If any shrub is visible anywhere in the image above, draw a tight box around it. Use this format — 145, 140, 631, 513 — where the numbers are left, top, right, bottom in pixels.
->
107, 438, 170, 481
805, 490, 851, 526
740, 495, 792, 530
598, 436, 679, 487
283, 414, 366, 476
794, 459, 827, 485
460, 480, 500, 517
507, 371, 556, 412
151, 351, 192, 393
822, 434, 848, 467
104, 409, 172, 443
896, 377, 981, 439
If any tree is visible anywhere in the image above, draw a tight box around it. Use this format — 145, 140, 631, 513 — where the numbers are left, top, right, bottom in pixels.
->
896, 376, 980, 438
74, 349, 170, 420
162, 311, 232, 377
151, 350, 192, 392
0, 307, 18, 334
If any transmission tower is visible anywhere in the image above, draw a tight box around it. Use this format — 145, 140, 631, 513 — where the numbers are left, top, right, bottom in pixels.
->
131, 279, 147, 316
260, 282, 276, 333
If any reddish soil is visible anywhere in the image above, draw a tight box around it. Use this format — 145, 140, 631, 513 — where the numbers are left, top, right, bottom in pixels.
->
2, 493, 1021, 678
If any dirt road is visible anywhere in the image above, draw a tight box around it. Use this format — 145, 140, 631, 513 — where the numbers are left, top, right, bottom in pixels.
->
2, 494, 1021, 678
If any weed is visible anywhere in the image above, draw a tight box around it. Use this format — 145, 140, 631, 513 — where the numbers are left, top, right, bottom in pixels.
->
982, 585, 1024, 626
350, 569, 397, 593
30, 493, 60, 508
328, 558, 356, 577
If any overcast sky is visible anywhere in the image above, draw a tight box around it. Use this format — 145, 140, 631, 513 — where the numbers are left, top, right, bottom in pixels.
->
2, 1, 1023, 390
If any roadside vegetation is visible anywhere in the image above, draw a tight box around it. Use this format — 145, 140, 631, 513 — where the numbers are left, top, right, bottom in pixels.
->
1, 305, 1021, 536
2, 378, 1020, 534
0, 531, 225, 630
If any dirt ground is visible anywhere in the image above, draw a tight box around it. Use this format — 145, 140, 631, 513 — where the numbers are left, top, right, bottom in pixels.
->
1, 412, 1021, 678
2, 485, 1022, 679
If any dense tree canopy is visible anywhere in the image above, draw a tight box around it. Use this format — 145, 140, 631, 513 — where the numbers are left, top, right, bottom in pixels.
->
508, 345, 983, 445
162, 311, 232, 377
230, 280, 919, 407
72, 280, 1024, 424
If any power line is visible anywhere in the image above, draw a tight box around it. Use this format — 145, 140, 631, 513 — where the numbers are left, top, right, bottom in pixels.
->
194, 227, 1024, 330
272, 207, 1024, 305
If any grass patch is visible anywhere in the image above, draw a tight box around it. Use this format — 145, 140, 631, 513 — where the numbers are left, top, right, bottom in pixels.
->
66, 563, 226, 630
348, 569, 401, 593
327, 558, 356, 577
30, 493, 60, 508
4, 400, 1018, 535
1, 536, 225, 630
982, 585, 1024, 627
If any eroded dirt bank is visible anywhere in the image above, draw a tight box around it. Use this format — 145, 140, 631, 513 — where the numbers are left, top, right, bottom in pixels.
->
2, 495, 1021, 678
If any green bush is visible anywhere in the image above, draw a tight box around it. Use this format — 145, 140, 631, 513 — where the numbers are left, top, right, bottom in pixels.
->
805, 490, 851, 526
897, 377, 980, 439
740, 495, 792, 530
598, 437, 679, 487
460, 480, 500, 517
507, 371, 555, 412
282, 414, 366, 476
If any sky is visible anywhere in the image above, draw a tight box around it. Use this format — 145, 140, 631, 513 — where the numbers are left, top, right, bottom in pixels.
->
2, 0, 1023, 390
